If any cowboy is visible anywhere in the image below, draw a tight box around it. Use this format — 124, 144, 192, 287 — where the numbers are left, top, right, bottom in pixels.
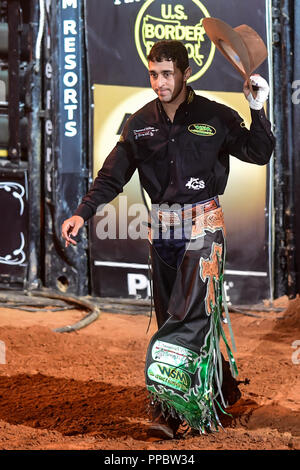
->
62, 31, 275, 439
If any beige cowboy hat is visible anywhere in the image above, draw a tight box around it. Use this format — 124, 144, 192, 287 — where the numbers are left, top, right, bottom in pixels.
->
202, 17, 268, 95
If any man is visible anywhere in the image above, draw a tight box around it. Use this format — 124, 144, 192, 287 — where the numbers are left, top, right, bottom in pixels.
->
62, 40, 275, 439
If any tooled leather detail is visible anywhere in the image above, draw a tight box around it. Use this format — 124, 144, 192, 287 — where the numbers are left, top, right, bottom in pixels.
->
191, 207, 226, 238
200, 242, 223, 315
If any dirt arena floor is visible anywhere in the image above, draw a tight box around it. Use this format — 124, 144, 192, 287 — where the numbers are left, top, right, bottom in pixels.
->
0, 293, 299, 451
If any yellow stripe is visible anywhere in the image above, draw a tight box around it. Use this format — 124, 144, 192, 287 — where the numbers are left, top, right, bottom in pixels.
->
0, 149, 8, 157
187, 90, 195, 104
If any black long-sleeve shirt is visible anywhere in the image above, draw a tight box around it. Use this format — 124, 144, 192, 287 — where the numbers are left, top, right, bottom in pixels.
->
75, 87, 275, 221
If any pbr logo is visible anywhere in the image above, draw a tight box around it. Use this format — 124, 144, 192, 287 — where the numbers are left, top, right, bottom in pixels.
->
134, 0, 215, 83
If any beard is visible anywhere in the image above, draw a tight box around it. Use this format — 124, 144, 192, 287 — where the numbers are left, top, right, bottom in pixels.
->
157, 79, 185, 104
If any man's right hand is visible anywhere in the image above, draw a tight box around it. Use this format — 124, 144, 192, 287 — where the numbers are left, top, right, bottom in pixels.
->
61, 215, 84, 247
243, 74, 270, 110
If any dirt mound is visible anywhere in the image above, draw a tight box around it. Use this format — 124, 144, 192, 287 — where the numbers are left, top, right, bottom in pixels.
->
275, 296, 300, 331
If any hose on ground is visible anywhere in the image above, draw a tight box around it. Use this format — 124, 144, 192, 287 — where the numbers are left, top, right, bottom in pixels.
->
0, 288, 100, 333
0, 289, 286, 332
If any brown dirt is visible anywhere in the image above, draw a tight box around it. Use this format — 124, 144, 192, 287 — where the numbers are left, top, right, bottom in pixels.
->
0, 295, 299, 450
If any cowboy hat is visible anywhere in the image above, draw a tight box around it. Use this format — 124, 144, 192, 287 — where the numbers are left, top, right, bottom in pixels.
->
202, 17, 267, 95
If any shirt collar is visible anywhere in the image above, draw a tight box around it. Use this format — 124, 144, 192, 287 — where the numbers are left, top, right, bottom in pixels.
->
186, 86, 195, 105
156, 86, 195, 117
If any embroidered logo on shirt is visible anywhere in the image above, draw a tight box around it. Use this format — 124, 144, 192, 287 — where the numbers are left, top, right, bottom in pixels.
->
185, 178, 205, 190
188, 123, 216, 136
133, 126, 159, 140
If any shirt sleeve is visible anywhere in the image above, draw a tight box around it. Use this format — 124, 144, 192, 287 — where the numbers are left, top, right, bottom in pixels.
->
222, 107, 275, 165
74, 120, 137, 221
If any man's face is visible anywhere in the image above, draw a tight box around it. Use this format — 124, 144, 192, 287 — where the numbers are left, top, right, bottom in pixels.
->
148, 60, 187, 103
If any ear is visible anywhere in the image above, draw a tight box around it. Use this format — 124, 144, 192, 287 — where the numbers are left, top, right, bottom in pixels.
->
183, 66, 192, 82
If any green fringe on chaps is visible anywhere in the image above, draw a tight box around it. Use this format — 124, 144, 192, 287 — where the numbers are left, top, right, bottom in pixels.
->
146, 247, 238, 434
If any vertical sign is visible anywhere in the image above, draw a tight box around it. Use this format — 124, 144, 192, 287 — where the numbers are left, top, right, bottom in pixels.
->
59, 0, 83, 173
43, 0, 89, 296
44, 0, 54, 200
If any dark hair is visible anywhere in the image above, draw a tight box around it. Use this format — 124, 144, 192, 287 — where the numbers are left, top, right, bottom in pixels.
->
147, 40, 189, 74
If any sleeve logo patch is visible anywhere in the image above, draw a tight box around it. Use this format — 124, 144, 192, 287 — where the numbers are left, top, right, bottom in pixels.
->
188, 123, 216, 136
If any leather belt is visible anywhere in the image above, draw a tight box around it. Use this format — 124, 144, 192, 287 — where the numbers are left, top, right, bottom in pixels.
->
157, 198, 219, 226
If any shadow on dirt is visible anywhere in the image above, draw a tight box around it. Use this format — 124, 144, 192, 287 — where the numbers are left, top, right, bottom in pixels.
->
223, 398, 300, 436
0, 373, 150, 439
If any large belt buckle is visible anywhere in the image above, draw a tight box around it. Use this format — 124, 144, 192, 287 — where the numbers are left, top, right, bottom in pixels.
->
159, 211, 181, 227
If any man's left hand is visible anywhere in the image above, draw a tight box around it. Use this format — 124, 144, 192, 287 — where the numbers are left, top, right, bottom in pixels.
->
243, 74, 270, 110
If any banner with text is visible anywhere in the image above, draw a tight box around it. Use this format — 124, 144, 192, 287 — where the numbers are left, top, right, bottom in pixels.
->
86, 0, 271, 305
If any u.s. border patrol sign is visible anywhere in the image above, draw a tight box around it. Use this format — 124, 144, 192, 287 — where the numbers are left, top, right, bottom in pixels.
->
135, 0, 215, 83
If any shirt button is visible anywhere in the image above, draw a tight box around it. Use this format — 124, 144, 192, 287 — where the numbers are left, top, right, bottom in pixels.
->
170, 138, 175, 142
170, 160, 174, 164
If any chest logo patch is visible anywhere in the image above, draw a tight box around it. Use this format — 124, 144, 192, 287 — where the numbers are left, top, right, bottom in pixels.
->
133, 126, 159, 140
188, 123, 216, 136
185, 177, 205, 190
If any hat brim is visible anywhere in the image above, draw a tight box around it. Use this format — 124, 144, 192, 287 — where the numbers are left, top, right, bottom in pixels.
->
202, 17, 266, 95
